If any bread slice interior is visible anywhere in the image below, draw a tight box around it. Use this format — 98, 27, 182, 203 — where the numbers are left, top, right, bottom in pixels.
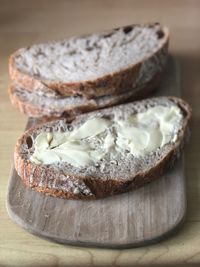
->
14, 97, 191, 199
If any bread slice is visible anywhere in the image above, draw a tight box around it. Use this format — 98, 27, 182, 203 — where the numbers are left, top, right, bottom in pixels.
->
9, 23, 169, 99
9, 73, 159, 118
14, 97, 191, 200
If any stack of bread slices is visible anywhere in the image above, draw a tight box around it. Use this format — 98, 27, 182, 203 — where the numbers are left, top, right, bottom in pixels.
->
9, 23, 191, 199
9, 23, 169, 119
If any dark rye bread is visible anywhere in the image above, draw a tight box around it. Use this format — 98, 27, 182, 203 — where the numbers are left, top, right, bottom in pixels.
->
14, 97, 191, 200
9, 72, 159, 118
9, 23, 169, 99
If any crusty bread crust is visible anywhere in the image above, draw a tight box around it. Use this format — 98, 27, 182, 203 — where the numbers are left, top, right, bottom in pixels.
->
14, 97, 191, 200
8, 72, 161, 118
9, 24, 169, 99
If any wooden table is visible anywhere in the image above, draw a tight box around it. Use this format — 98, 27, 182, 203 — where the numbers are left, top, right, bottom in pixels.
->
1, 0, 200, 266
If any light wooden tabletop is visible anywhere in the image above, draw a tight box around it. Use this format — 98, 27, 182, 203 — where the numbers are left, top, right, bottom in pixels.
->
1, 0, 200, 266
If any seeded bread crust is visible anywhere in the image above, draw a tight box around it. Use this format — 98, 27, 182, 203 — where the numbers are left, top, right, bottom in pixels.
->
14, 97, 191, 199
9, 72, 160, 118
9, 23, 169, 99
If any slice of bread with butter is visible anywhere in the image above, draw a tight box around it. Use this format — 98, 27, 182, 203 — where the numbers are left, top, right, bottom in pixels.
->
14, 97, 191, 199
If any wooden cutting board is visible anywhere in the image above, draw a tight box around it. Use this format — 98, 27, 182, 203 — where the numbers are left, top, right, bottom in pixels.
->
7, 57, 186, 248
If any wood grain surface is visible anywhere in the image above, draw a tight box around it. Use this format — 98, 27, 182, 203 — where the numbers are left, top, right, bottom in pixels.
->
6, 58, 186, 248
7, 158, 185, 248
1, 0, 200, 266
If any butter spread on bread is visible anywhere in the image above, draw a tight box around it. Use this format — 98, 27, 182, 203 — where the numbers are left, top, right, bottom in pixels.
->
30, 105, 182, 167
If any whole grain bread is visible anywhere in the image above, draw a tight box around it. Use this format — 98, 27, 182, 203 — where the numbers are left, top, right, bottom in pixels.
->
9, 23, 169, 99
9, 72, 159, 118
14, 97, 191, 200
